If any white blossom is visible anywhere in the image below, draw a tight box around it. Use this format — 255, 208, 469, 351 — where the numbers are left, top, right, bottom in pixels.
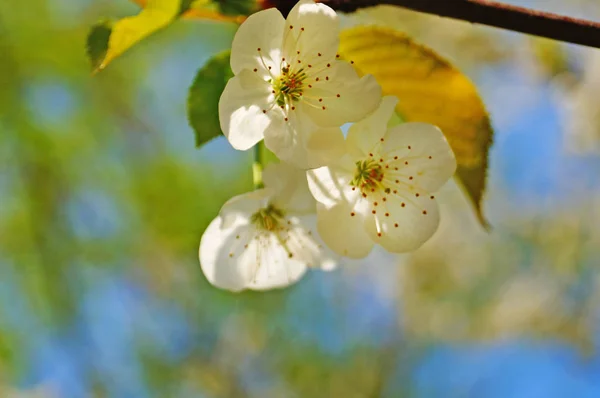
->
307, 96, 457, 258
200, 163, 337, 291
219, 0, 382, 168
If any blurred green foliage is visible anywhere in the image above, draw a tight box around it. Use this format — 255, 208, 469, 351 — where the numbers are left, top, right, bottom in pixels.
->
1, 0, 600, 396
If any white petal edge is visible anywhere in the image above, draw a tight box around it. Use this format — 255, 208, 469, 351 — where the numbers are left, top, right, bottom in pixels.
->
200, 206, 311, 292
199, 217, 255, 292
383, 122, 457, 192
244, 231, 309, 291
306, 159, 356, 208
219, 70, 274, 151
363, 190, 440, 253
230, 8, 285, 75
316, 202, 374, 258
346, 96, 399, 159
219, 189, 271, 230
263, 162, 316, 213
303, 62, 382, 128
283, 0, 339, 65
262, 102, 345, 169
283, 213, 339, 270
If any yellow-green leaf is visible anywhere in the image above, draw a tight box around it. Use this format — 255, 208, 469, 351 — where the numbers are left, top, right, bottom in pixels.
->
339, 26, 493, 227
131, 0, 251, 23
87, 0, 181, 72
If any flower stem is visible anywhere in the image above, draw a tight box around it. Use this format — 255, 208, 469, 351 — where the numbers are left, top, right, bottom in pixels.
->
252, 142, 264, 189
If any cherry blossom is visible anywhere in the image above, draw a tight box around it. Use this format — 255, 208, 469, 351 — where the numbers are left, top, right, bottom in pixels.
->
200, 163, 336, 291
307, 96, 457, 258
219, 0, 381, 168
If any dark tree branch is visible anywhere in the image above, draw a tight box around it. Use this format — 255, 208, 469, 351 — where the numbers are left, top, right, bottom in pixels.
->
270, 0, 600, 49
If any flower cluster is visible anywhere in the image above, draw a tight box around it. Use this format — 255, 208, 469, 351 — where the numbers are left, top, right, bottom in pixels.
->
200, 0, 457, 291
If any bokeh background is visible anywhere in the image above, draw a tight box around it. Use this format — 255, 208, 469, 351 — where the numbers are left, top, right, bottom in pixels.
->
2, 0, 600, 396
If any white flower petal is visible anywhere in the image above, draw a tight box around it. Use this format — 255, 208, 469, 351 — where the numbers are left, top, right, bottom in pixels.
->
382, 122, 457, 192
262, 162, 315, 213
283, 0, 339, 65
230, 8, 285, 75
200, 173, 339, 292
262, 103, 345, 169
219, 70, 275, 150
199, 217, 257, 292
261, 106, 303, 165
316, 202, 374, 258
302, 62, 382, 128
280, 214, 338, 270
306, 158, 356, 208
244, 231, 309, 291
363, 189, 440, 253
201, 207, 314, 292
302, 125, 346, 168
346, 96, 399, 159
219, 189, 271, 229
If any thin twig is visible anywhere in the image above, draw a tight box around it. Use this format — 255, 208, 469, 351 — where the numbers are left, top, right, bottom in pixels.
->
270, 0, 600, 49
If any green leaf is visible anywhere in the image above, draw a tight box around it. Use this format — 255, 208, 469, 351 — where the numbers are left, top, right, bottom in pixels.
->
86, 0, 181, 72
187, 51, 234, 147
179, 0, 195, 14
213, 0, 257, 16
86, 21, 113, 72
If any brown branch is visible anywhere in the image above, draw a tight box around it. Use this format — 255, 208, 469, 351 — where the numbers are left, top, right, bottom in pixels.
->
270, 0, 600, 49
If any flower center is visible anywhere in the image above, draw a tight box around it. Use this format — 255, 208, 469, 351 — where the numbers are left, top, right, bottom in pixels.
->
273, 66, 306, 106
351, 159, 395, 196
251, 203, 285, 231
351, 159, 386, 192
